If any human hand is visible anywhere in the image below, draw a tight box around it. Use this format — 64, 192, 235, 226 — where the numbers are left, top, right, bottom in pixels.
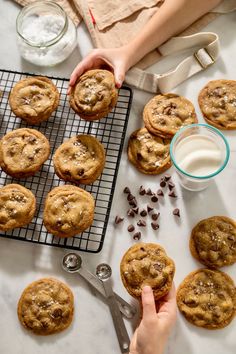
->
68, 46, 131, 94
129, 285, 177, 354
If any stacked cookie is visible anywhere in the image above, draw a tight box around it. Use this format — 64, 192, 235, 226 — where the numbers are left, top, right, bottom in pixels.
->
128, 93, 197, 174
0, 71, 114, 238
177, 216, 236, 329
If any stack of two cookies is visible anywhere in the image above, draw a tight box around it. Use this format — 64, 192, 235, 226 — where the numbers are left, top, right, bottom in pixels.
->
177, 216, 236, 330
128, 93, 197, 175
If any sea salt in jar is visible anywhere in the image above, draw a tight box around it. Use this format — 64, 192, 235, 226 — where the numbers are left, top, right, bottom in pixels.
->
16, 1, 77, 66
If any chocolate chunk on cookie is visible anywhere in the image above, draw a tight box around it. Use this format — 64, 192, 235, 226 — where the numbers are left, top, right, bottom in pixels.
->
9, 76, 59, 124
198, 80, 236, 130
0, 128, 50, 178
17, 278, 74, 335
190, 216, 236, 268
177, 269, 236, 329
53, 134, 105, 185
120, 243, 175, 300
69, 69, 118, 121
127, 128, 171, 175
143, 93, 197, 138
0, 184, 36, 231
43, 185, 95, 238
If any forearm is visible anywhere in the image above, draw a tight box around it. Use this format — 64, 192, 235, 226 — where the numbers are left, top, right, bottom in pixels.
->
125, 0, 222, 68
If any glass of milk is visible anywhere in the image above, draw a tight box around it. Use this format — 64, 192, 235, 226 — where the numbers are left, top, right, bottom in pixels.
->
170, 124, 230, 191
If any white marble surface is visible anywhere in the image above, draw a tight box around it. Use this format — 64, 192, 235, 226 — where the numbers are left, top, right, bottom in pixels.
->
0, 2, 236, 354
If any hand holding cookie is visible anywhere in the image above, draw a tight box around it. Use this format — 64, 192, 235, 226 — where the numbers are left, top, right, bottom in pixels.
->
129, 285, 176, 354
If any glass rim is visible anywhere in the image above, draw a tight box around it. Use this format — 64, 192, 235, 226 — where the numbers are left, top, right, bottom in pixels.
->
170, 123, 230, 180
16, 0, 68, 48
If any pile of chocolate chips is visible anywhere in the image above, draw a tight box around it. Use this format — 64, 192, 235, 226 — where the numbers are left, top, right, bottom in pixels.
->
114, 174, 180, 240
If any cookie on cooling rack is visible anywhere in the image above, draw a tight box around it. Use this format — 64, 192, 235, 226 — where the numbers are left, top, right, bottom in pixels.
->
0, 128, 50, 178
69, 69, 118, 121
127, 127, 171, 174
18, 278, 74, 335
177, 269, 236, 329
120, 243, 175, 300
9, 76, 60, 124
143, 93, 197, 138
53, 134, 105, 184
0, 183, 36, 231
190, 216, 236, 269
43, 185, 95, 238
198, 79, 236, 130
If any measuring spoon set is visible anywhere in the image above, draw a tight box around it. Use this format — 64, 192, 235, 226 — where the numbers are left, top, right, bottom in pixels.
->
62, 252, 136, 353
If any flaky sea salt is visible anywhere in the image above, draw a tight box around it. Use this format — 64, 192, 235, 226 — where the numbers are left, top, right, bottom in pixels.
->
22, 15, 65, 45
17, 14, 77, 66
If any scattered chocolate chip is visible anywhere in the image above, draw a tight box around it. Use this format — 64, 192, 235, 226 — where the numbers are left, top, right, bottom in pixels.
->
115, 216, 124, 224
160, 178, 166, 188
129, 199, 137, 207
173, 208, 180, 217
127, 209, 135, 217
157, 189, 164, 197
140, 209, 147, 217
152, 212, 160, 221
151, 222, 159, 230
147, 205, 154, 213
127, 225, 135, 232
146, 188, 153, 196
127, 193, 134, 201
139, 185, 146, 196
168, 182, 175, 191
132, 207, 139, 214
133, 232, 141, 240
169, 190, 177, 198
137, 219, 146, 227
151, 195, 158, 203
123, 187, 130, 194
164, 174, 171, 181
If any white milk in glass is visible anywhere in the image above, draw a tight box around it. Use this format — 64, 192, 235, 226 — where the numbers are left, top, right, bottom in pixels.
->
174, 134, 224, 190
174, 135, 223, 176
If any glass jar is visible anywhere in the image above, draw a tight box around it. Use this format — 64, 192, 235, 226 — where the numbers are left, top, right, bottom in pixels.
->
16, 1, 77, 66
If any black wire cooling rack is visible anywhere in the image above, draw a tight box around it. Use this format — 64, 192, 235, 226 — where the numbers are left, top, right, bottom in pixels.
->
0, 69, 132, 253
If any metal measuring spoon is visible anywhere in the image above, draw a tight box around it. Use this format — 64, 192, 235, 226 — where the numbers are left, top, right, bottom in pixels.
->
62, 253, 136, 319
96, 263, 130, 353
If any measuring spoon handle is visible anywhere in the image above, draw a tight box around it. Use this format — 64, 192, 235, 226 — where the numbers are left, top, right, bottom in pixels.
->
78, 267, 136, 319
103, 280, 130, 353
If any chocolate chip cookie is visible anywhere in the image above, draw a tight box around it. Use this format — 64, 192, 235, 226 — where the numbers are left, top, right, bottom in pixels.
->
9, 76, 60, 124
143, 93, 197, 138
198, 80, 236, 130
53, 134, 105, 184
177, 269, 236, 329
120, 243, 175, 300
0, 184, 36, 231
190, 216, 236, 268
0, 128, 50, 178
43, 185, 95, 238
127, 127, 171, 174
69, 69, 118, 121
17, 278, 74, 335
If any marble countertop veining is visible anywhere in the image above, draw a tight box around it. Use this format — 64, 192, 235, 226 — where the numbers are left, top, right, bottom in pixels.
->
0, 2, 236, 354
